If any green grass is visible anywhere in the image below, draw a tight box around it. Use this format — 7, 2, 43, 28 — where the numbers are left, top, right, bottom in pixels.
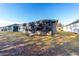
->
57, 31, 76, 36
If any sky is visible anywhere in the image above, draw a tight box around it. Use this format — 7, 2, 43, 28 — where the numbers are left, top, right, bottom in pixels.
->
0, 3, 79, 27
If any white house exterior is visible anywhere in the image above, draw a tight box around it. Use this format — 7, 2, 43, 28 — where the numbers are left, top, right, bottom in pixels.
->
0, 24, 20, 32
63, 20, 79, 33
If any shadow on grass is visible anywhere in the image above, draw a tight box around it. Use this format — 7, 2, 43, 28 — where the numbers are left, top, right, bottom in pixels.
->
0, 32, 79, 56
0, 41, 72, 56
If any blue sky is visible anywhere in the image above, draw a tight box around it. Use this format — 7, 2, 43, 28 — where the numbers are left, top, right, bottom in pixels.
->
0, 3, 79, 26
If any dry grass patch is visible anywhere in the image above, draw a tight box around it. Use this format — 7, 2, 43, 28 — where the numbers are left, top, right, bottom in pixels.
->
0, 31, 78, 55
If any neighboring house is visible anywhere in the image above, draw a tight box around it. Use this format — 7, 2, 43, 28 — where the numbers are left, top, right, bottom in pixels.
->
63, 20, 79, 33
0, 27, 4, 31
19, 24, 26, 33
0, 24, 20, 32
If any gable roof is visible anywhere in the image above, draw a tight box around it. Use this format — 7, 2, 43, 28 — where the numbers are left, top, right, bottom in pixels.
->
65, 20, 79, 26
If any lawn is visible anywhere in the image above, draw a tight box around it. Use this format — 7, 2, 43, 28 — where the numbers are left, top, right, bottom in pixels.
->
0, 31, 79, 56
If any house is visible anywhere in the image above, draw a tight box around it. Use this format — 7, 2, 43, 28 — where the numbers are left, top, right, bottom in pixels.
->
63, 20, 79, 33
0, 24, 20, 32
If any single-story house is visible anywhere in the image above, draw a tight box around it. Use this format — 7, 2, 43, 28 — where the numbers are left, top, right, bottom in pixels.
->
0, 24, 20, 32
63, 20, 79, 33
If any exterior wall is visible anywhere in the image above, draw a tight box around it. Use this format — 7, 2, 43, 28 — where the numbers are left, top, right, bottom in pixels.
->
0, 24, 19, 32
19, 24, 26, 33
63, 22, 79, 33
0, 27, 4, 32
7, 26, 13, 32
